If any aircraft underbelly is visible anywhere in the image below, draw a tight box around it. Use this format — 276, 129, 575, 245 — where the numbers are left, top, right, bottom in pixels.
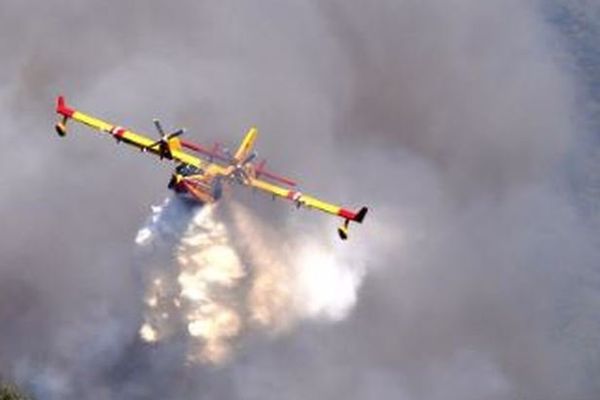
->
178, 175, 223, 204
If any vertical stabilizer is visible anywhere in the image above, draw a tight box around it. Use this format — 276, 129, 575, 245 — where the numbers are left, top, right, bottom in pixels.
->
234, 127, 258, 162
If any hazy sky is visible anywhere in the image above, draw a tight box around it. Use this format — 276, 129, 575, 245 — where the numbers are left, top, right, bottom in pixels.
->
0, 1, 599, 399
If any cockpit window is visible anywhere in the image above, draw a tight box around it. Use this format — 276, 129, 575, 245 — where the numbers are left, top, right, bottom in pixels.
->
176, 164, 202, 176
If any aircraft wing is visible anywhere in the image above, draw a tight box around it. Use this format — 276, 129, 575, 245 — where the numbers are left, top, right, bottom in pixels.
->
55, 96, 204, 169
248, 176, 368, 238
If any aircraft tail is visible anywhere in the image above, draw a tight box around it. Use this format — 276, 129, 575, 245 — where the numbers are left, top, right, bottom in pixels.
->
233, 127, 258, 162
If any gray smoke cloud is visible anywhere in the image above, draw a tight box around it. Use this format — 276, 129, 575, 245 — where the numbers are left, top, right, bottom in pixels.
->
1, 0, 599, 399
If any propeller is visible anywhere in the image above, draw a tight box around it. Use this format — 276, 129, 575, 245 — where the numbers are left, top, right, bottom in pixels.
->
144, 119, 185, 159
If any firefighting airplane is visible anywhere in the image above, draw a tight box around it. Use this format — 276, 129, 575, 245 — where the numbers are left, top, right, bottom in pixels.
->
54, 96, 367, 239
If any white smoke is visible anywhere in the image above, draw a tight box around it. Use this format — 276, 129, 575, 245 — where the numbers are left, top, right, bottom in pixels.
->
291, 240, 365, 321
134, 196, 367, 365
2, 1, 598, 398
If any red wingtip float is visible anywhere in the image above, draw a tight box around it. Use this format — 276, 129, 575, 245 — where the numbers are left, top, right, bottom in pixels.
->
55, 96, 74, 136
54, 95, 368, 240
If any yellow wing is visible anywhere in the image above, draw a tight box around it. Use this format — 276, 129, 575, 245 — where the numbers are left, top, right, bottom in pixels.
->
248, 177, 367, 221
247, 177, 367, 239
55, 96, 204, 169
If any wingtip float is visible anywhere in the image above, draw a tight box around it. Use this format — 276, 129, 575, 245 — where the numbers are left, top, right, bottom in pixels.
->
54, 95, 368, 240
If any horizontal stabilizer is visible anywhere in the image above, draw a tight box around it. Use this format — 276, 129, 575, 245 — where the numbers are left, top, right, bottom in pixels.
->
181, 140, 230, 163
255, 159, 297, 187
